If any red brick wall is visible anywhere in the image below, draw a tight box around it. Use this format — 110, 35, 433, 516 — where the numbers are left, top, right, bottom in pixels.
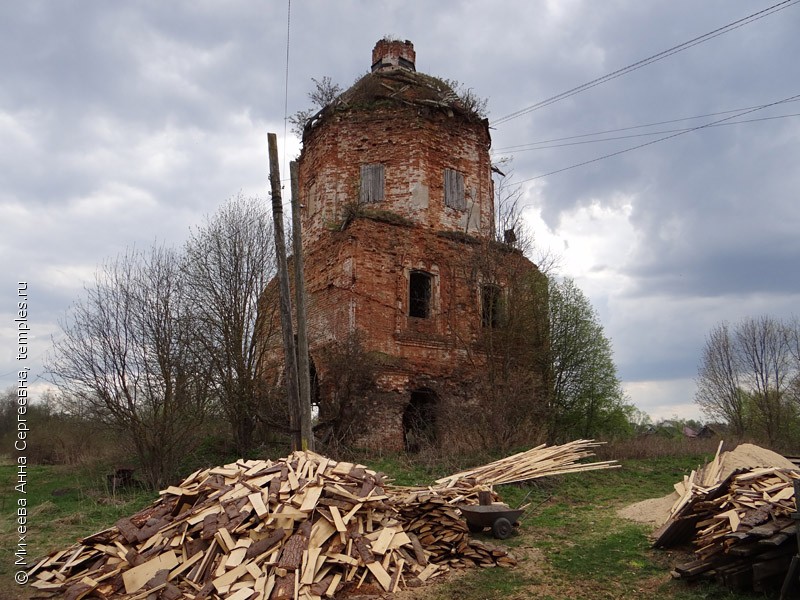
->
299, 105, 493, 242
258, 46, 547, 451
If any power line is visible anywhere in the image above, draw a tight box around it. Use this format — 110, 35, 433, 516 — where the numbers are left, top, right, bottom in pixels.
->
492, 0, 799, 126
508, 93, 800, 185
493, 111, 800, 153
493, 99, 800, 151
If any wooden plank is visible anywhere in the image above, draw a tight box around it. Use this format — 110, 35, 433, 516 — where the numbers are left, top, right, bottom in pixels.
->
211, 563, 249, 594
370, 527, 396, 555
329, 506, 347, 533
249, 492, 269, 519
215, 528, 236, 553
341, 502, 363, 524
325, 573, 342, 597
309, 518, 336, 549
122, 550, 179, 594
299, 485, 323, 512
366, 561, 392, 591
226, 588, 256, 600
301, 546, 323, 585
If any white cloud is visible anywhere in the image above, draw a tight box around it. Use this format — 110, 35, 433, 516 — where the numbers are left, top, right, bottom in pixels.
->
624, 378, 702, 422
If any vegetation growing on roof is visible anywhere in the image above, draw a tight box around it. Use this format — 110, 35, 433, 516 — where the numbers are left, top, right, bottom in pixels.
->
290, 67, 489, 141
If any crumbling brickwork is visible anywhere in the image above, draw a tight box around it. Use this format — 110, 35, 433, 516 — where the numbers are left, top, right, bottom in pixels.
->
260, 40, 548, 451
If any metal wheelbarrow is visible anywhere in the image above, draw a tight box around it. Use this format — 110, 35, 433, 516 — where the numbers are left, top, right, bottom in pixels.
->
459, 503, 525, 540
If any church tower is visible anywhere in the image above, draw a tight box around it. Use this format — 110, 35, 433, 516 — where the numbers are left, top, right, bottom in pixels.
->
262, 40, 547, 451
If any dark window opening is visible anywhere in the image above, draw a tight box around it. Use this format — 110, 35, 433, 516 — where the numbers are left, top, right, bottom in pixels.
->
409, 271, 432, 318
444, 168, 465, 210
403, 389, 437, 453
482, 284, 503, 328
360, 163, 385, 203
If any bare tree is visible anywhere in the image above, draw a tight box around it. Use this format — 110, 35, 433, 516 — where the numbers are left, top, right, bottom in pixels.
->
695, 316, 799, 446
492, 160, 560, 274
48, 244, 210, 488
314, 331, 379, 449
289, 76, 343, 137
695, 322, 748, 438
735, 316, 793, 445
183, 195, 278, 455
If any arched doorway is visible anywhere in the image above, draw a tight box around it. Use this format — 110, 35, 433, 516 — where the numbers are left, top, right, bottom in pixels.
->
403, 389, 438, 453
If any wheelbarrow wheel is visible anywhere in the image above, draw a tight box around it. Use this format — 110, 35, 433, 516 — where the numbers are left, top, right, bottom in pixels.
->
492, 517, 513, 540
467, 521, 484, 533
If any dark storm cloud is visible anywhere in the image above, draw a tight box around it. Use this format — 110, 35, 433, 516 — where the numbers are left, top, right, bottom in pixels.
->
1, 0, 798, 419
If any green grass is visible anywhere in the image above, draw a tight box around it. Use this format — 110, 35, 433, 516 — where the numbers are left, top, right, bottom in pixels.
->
0, 462, 155, 598
418, 455, 770, 600
0, 452, 778, 600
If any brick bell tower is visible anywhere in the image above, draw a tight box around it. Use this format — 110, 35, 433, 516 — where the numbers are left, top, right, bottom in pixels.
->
261, 39, 546, 451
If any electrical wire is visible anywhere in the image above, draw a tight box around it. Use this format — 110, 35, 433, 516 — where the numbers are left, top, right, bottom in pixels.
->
508, 92, 800, 185
493, 111, 800, 153
492, 0, 799, 126
493, 99, 800, 151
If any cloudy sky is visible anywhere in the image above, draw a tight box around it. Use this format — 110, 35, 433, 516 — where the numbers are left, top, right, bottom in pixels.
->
2, 1, 799, 421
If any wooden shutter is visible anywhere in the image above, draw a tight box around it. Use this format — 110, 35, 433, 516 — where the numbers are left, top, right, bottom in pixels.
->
444, 169, 465, 210
359, 164, 384, 203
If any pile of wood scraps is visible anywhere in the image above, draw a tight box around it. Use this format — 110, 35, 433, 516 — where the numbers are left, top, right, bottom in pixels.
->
654, 444, 800, 593
26, 451, 516, 599
390, 487, 517, 569
434, 439, 620, 487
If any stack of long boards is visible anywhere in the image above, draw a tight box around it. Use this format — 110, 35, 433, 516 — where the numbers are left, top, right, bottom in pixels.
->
654, 445, 799, 593
26, 451, 516, 599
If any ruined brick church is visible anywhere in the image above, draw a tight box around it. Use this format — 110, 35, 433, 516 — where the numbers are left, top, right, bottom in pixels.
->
261, 39, 548, 451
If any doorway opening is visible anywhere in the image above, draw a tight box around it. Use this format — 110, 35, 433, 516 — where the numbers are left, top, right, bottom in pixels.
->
403, 389, 438, 453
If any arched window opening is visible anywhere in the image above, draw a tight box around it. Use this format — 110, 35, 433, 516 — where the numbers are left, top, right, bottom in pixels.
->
409, 271, 432, 318
482, 284, 503, 328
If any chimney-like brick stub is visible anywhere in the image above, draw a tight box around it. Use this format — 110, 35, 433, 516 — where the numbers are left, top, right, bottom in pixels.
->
372, 39, 416, 72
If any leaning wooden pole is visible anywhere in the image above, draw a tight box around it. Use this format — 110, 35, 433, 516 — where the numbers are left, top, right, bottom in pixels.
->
267, 133, 301, 450
290, 160, 314, 451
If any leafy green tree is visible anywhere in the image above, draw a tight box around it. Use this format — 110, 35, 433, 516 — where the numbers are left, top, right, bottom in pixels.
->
547, 277, 630, 441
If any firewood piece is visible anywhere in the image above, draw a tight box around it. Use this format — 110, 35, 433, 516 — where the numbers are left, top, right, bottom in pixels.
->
353, 536, 375, 564
211, 563, 249, 594
324, 572, 343, 597
62, 579, 95, 600
116, 518, 141, 545
407, 533, 428, 566
366, 560, 392, 591
329, 506, 347, 533
122, 550, 179, 594
246, 528, 287, 560
249, 491, 269, 519
271, 572, 295, 600
277, 526, 309, 571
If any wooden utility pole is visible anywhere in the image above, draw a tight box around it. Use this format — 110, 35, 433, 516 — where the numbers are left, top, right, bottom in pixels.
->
267, 133, 301, 449
290, 160, 314, 451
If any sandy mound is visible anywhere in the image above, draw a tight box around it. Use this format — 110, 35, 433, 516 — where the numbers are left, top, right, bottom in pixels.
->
617, 492, 679, 527
618, 443, 797, 527
716, 443, 796, 480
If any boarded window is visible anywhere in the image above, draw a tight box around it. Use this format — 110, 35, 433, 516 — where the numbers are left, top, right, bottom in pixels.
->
359, 164, 384, 203
409, 271, 432, 318
444, 168, 465, 210
482, 284, 503, 328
